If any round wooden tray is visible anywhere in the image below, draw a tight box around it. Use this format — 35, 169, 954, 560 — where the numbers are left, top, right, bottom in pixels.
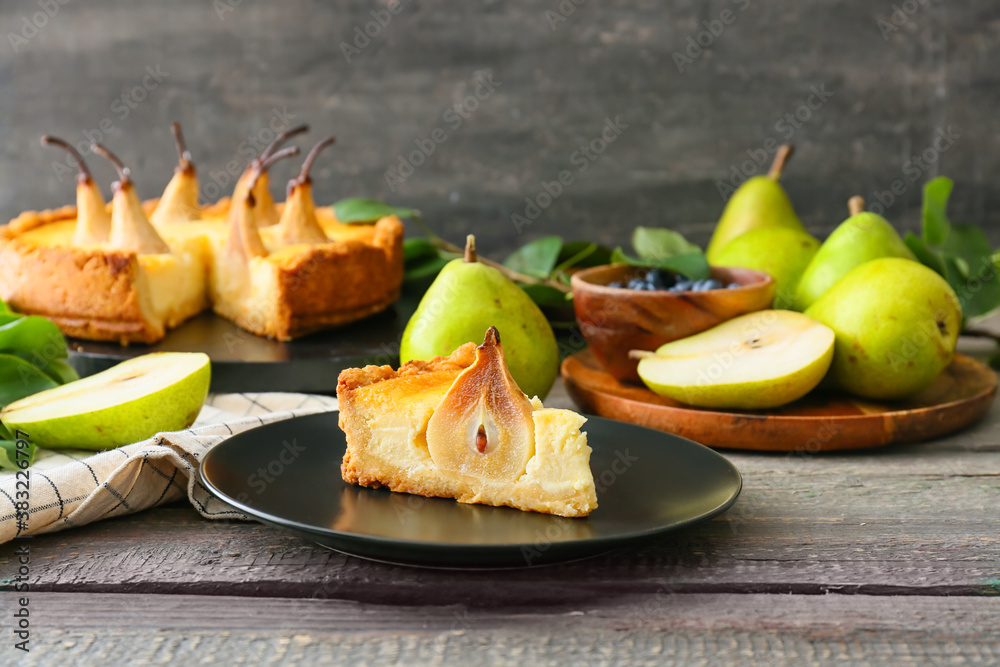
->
561, 349, 997, 451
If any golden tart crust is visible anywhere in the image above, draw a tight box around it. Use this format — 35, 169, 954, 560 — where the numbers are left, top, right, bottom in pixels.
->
0, 200, 404, 344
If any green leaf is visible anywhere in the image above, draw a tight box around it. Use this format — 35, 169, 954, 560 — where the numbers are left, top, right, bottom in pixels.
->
42, 358, 79, 385
405, 255, 453, 281
632, 227, 701, 261
922, 177, 953, 246
0, 315, 68, 360
519, 284, 573, 309
556, 241, 612, 270
333, 198, 420, 224
611, 248, 711, 280
504, 236, 563, 279
942, 224, 993, 268
403, 238, 439, 263
905, 232, 947, 277
0, 300, 11, 315
0, 438, 35, 472
0, 353, 59, 409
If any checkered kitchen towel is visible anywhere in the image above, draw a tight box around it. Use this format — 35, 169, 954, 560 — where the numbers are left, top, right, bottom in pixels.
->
0, 393, 338, 545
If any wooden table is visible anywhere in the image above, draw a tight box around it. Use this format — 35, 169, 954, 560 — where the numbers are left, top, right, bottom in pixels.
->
3, 374, 1000, 665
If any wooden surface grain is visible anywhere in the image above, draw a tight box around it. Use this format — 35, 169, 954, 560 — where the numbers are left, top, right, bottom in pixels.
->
2, 375, 999, 664
1, 1, 999, 254
12, 593, 1000, 666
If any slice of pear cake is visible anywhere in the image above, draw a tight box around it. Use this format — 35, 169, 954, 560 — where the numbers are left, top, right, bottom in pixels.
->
338, 327, 598, 518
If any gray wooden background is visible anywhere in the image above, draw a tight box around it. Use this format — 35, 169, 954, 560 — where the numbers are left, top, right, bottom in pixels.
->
1, 0, 997, 254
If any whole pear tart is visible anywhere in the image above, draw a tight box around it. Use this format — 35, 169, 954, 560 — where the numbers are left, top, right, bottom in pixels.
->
338, 328, 598, 518
0, 125, 404, 344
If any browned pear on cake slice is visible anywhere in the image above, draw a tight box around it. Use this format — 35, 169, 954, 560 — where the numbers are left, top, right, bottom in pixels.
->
276, 136, 335, 246
150, 122, 200, 225
425, 327, 536, 481
41, 136, 111, 246
230, 123, 309, 228
91, 143, 171, 255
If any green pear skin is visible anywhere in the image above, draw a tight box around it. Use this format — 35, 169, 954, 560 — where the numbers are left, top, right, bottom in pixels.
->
400, 256, 560, 400
712, 227, 820, 309
0, 352, 211, 450
706, 175, 804, 262
805, 258, 961, 400
795, 210, 915, 311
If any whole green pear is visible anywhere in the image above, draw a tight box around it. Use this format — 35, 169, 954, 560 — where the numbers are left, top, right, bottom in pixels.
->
706, 144, 805, 263
804, 258, 961, 400
400, 236, 560, 399
794, 196, 915, 311
712, 227, 820, 309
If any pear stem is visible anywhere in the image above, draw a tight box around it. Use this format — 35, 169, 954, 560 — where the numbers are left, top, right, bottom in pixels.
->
91, 143, 132, 186
465, 235, 477, 263
170, 121, 194, 174
410, 215, 570, 291
628, 350, 656, 360
768, 144, 794, 180
288, 137, 335, 194
428, 234, 569, 292
246, 146, 300, 206
41, 135, 93, 184
260, 124, 309, 162
848, 196, 865, 216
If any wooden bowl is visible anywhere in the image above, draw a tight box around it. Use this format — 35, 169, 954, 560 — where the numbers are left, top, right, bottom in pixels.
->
570, 264, 776, 382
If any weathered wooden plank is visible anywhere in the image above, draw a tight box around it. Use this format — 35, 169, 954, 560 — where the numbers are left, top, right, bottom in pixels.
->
1, 0, 998, 254
3, 473, 996, 603
12, 592, 1000, 666
1, 375, 997, 600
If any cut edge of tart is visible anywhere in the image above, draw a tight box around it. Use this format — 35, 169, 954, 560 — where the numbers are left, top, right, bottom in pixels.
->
338, 328, 598, 518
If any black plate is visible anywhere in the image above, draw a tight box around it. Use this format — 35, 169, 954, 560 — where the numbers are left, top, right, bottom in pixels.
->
67, 295, 419, 394
199, 412, 742, 568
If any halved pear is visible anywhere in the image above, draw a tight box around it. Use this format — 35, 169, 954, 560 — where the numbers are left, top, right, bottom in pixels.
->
150, 121, 201, 225
223, 159, 278, 265
636, 310, 834, 410
0, 352, 210, 450
425, 327, 535, 481
41, 136, 111, 246
276, 137, 335, 246
92, 143, 171, 255
230, 123, 309, 228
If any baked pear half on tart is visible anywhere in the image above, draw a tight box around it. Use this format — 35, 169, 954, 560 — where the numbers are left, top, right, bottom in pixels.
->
338, 327, 598, 518
0, 124, 404, 344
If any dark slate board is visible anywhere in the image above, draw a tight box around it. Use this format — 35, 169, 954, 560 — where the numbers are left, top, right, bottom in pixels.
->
67, 294, 420, 394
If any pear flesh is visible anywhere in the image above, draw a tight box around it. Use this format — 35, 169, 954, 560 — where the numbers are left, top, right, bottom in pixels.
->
151, 169, 201, 225
426, 327, 535, 481
225, 193, 269, 264
0, 352, 211, 450
794, 200, 915, 311
151, 122, 201, 225
706, 145, 804, 263
72, 177, 112, 246
277, 181, 328, 245
107, 181, 171, 254
400, 237, 560, 400
637, 310, 835, 409
712, 227, 820, 309
805, 258, 961, 400
276, 137, 335, 245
